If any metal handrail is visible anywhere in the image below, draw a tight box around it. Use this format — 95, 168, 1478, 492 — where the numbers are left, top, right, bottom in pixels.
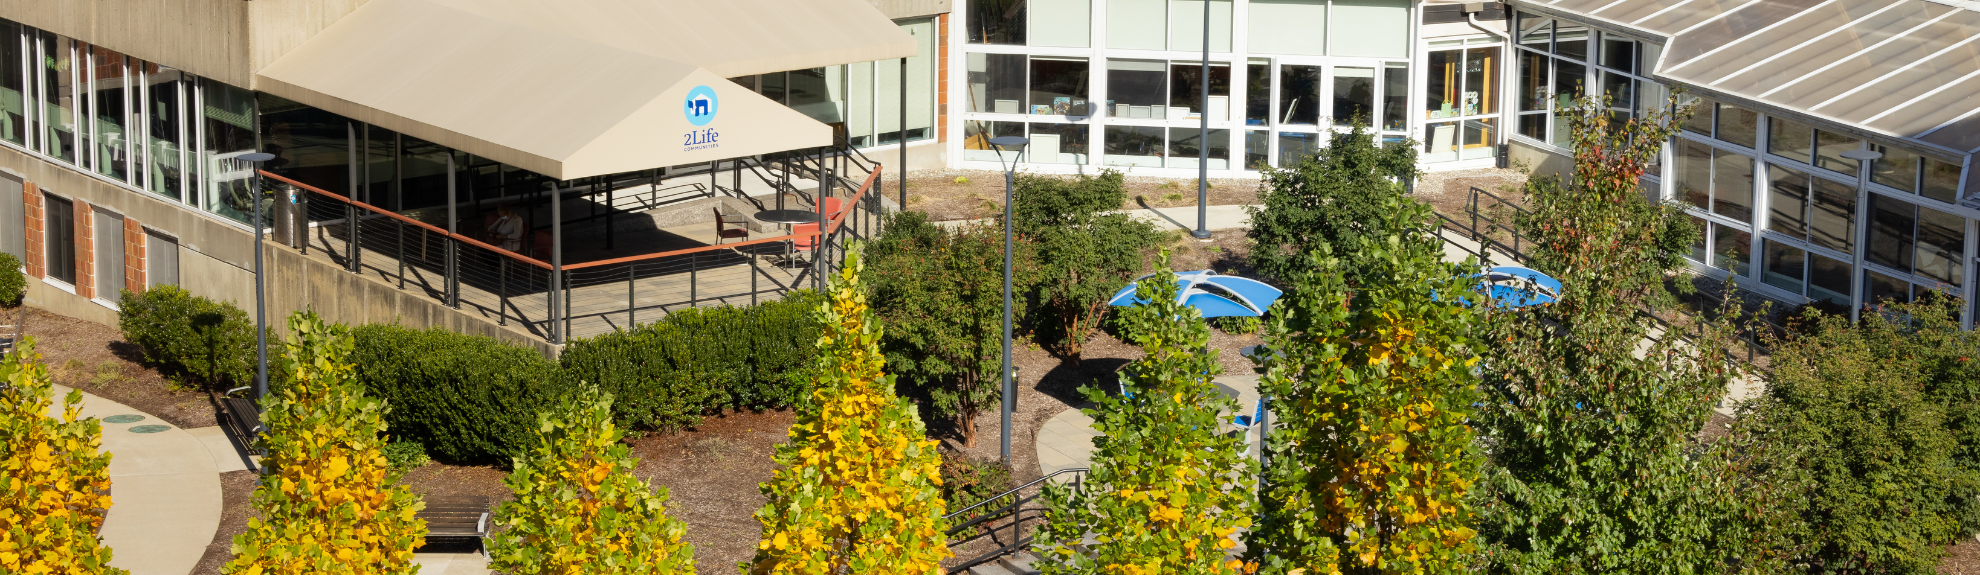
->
943, 467, 1089, 574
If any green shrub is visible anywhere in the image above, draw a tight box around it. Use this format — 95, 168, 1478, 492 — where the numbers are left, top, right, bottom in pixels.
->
382, 441, 430, 474
1213, 314, 1260, 335
350, 324, 568, 464
939, 454, 1013, 535
116, 285, 255, 390
0, 252, 24, 306
560, 291, 824, 432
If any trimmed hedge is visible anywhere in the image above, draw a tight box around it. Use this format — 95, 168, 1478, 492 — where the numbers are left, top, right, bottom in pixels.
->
350, 324, 568, 464
116, 285, 256, 390
0, 252, 24, 306
560, 290, 825, 432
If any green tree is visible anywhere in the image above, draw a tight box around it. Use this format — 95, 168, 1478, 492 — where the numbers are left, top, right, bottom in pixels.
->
869, 212, 1032, 447
1474, 92, 1751, 574
0, 338, 125, 575
489, 388, 695, 575
1246, 124, 1418, 286
1247, 194, 1482, 575
1034, 251, 1256, 575
747, 243, 950, 575
224, 312, 426, 575
1012, 171, 1163, 359
1726, 298, 1980, 573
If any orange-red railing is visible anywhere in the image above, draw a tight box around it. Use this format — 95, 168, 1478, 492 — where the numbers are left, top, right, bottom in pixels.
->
257, 170, 555, 270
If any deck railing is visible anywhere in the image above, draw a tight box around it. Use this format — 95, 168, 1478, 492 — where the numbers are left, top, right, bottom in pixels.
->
259, 158, 885, 344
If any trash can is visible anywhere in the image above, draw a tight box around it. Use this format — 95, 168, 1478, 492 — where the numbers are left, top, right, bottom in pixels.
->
272, 184, 305, 248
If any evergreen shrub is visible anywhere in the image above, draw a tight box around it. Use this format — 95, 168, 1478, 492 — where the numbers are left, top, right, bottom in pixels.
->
349, 324, 567, 464
0, 252, 24, 306
116, 285, 255, 390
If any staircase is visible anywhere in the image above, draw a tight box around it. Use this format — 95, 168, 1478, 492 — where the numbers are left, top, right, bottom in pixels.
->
965, 550, 1044, 575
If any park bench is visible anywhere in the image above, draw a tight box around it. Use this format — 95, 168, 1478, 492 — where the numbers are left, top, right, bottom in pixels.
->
221, 387, 266, 458
418, 495, 492, 556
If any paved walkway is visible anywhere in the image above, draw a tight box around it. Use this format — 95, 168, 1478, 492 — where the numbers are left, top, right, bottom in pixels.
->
47, 385, 227, 575
1036, 375, 1264, 475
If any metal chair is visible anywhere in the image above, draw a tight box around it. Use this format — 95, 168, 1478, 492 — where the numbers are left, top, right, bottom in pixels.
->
713, 208, 750, 244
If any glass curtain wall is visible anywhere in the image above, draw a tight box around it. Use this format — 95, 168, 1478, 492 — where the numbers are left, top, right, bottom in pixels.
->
964, 0, 1411, 173
0, 21, 23, 146
743, 17, 940, 150
1512, 15, 1660, 148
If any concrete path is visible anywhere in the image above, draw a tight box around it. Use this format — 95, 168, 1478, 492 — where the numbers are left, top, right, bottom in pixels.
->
48, 385, 225, 575
1036, 375, 1264, 475
412, 553, 492, 575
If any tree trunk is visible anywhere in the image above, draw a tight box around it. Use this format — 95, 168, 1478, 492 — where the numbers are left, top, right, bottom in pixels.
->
960, 408, 978, 448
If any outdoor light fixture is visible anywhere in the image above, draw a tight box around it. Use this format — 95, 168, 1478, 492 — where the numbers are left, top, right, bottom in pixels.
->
989, 134, 1029, 465
239, 152, 277, 401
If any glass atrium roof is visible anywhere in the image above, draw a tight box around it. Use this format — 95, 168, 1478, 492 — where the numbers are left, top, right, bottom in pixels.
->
1521, 0, 1980, 154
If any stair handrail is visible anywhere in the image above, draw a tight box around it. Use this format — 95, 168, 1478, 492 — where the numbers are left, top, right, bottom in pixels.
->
943, 467, 1089, 574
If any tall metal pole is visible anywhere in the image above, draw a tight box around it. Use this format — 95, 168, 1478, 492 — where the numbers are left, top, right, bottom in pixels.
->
550, 180, 563, 344
1193, 0, 1213, 241
900, 57, 909, 212
252, 167, 267, 400
1001, 164, 1014, 465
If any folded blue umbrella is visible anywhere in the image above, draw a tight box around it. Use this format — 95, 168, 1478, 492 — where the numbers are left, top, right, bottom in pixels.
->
1479, 265, 1562, 309
1108, 270, 1283, 318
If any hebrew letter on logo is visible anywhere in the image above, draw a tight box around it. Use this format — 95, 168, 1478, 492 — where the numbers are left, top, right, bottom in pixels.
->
685, 85, 719, 127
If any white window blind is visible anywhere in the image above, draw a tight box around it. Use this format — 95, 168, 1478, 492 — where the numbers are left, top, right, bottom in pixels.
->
1170, 0, 1233, 53
1109, 0, 1168, 51
1330, 0, 1410, 58
1032, 0, 1092, 48
848, 61, 874, 144
92, 208, 122, 302
1248, 0, 1327, 56
878, 19, 937, 139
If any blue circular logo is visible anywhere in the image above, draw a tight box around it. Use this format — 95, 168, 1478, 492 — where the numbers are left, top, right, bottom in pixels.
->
685, 85, 719, 127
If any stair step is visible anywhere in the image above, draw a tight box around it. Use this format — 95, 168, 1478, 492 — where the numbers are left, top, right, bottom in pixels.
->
968, 563, 1018, 575
1000, 551, 1042, 574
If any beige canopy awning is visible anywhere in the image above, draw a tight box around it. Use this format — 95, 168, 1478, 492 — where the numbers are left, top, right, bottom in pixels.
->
254, 0, 916, 180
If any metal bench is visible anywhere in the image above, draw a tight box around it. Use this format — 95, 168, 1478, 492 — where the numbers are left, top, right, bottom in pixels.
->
221, 387, 266, 458
418, 495, 492, 556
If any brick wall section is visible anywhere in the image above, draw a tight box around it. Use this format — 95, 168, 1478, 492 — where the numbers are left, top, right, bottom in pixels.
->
22, 183, 41, 279
124, 217, 145, 293
73, 198, 93, 299
937, 12, 950, 144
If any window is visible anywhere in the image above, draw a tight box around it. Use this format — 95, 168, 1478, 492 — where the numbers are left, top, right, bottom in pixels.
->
1515, 49, 1547, 140
878, 18, 939, 146
1676, 139, 1753, 224
963, 121, 1024, 162
1249, 0, 1326, 56
1426, 46, 1498, 162
1245, 60, 1270, 125
0, 20, 23, 146
1244, 129, 1269, 169
1713, 222, 1750, 276
93, 208, 122, 302
1167, 128, 1230, 170
38, 32, 76, 163
1032, 0, 1091, 48
1027, 123, 1089, 164
1599, 33, 1636, 74
202, 78, 258, 223
760, 71, 788, 104
1813, 129, 1860, 177
146, 65, 185, 202
1109, 0, 1167, 50
968, 0, 1026, 45
1763, 240, 1852, 306
261, 95, 352, 198
1332, 67, 1373, 127
1330, 0, 1409, 58
1554, 22, 1589, 61
1170, 0, 1233, 53
90, 45, 129, 181
1107, 60, 1166, 118
0, 175, 20, 261
1425, 119, 1496, 162
1767, 117, 1812, 164
1104, 125, 1165, 167
1766, 165, 1856, 253
1027, 58, 1088, 115
1868, 194, 1965, 287
1872, 143, 1963, 204
1279, 132, 1322, 166
43, 192, 74, 285
968, 54, 1027, 114
1550, 59, 1584, 145
1277, 65, 1321, 125
1716, 103, 1758, 149
1382, 63, 1407, 132
1169, 61, 1230, 122
145, 229, 177, 288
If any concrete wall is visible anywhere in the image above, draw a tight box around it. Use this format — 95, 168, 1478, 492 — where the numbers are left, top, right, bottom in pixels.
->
0, 0, 252, 87
1508, 138, 1574, 183
868, 0, 951, 19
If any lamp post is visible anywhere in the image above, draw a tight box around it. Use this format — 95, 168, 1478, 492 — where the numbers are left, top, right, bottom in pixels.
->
1192, 0, 1213, 241
989, 134, 1029, 465
239, 152, 277, 400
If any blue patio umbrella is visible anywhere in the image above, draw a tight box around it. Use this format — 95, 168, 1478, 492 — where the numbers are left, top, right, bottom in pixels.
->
1478, 265, 1562, 309
1108, 270, 1283, 317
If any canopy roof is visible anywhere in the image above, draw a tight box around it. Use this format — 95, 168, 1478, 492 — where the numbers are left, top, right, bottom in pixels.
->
255, 0, 915, 180
1519, 0, 1980, 156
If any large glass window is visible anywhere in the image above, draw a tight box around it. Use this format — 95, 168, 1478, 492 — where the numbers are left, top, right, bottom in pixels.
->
0, 20, 23, 146
968, 53, 1026, 114
1872, 143, 1964, 204
1332, 66, 1374, 127
1028, 58, 1088, 116
38, 32, 75, 163
1676, 139, 1753, 224
963, 121, 1024, 162
89, 45, 128, 182
1104, 125, 1165, 167
259, 93, 351, 201
1169, 61, 1230, 121
1245, 129, 1268, 169
202, 79, 258, 223
1868, 194, 1967, 287
1245, 60, 1270, 125
1108, 60, 1166, 118
788, 66, 846, 130
1763, 240, 1852, 306
1278, 132, 1322, 166
146, 65, 184, 201
1813, 129, 1860, 177
1425, 119, 1496, 163
1109, 0, 1168, 50
1767, 116, 1812, 164
1027, 123, 1089, 164
43, 192, 73, 284
1426, 46, 1498, 162
1277, 65, 1321, 125
878, 18, 939, 145
1713, 222, 1750, 277
968, 0, 1026, 45
1248, 0, 1326, 56
1382, 63, 1407, 132
1167, 128, 1230, 170
1515, 49, 1547, 140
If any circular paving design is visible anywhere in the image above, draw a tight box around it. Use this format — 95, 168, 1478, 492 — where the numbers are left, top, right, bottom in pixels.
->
128, 424, 172, 434
103, 414, 145, 424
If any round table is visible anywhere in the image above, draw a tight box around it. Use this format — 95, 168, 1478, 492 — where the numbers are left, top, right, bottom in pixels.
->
754, 209, 826, 224
1212, 381, 1241, 403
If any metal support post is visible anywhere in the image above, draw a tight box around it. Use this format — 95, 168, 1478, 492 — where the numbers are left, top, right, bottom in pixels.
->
550, 180, 563, 343
445, 153, 459, 308
1192, 0, 1212, 241
900, 57, 908, 211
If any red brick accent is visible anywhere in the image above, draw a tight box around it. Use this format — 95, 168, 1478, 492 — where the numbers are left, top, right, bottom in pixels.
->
73, 198, 93, 299
22, 183, 41, 279
937, 12, 950, 144
124, 217, 145, 293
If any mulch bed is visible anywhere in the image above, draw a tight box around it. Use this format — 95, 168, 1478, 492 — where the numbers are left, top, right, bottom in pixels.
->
14, 307, 220, 429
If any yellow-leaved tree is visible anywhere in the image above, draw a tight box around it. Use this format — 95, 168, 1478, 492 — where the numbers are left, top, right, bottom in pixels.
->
488, 387, 695, 574
746, 243, 950, 575
1033, 251, 1258, 575
0, 338, 125, 575
223, 312, 426, 575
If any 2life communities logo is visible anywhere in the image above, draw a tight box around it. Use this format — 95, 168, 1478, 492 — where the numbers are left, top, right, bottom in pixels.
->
683, 85, 721, 152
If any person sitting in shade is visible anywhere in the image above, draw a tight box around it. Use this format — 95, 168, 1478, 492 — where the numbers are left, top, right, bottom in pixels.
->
487, 204, 524, 252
